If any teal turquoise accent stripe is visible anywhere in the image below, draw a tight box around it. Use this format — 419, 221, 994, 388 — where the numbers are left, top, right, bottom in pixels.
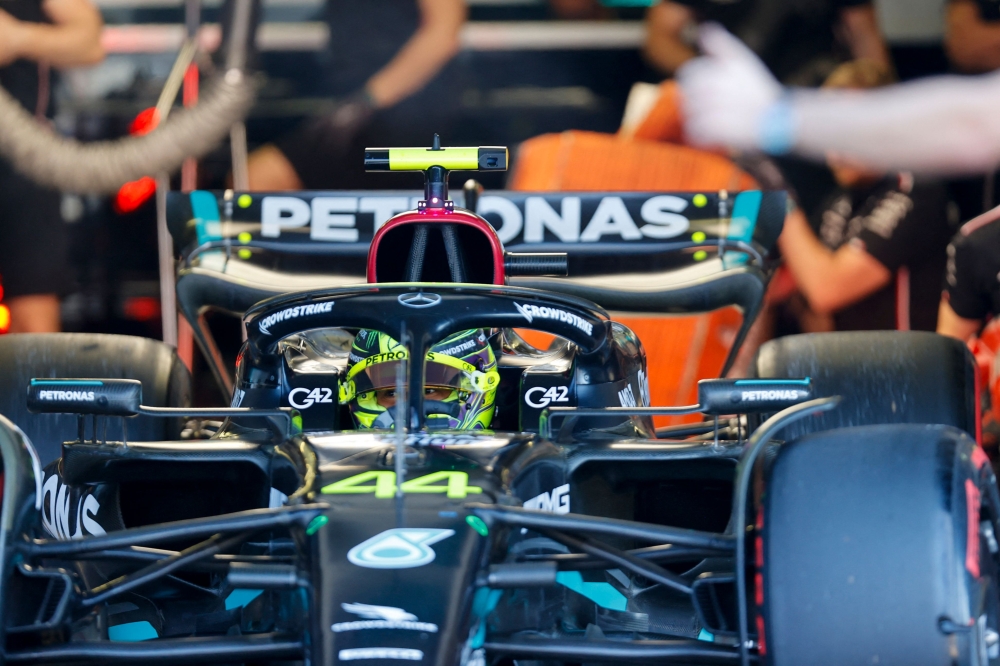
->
30, 380, 103, 386
729, 190, 762, 242
697, 628, 715, 642
470, 587, 503, 649
555, 571, 627, 611
109, 621, 158, 641
735, 378, 810, 386
224, 589, 263, 610
724, 190, 763, 269
190, 191, 223, 245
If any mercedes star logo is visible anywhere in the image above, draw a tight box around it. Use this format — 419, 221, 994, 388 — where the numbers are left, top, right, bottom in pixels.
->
398, 292, 442, 308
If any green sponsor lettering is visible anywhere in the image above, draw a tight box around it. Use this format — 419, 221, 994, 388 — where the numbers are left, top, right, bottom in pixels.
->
320, 471, 396, 498
321, 471, 482, 499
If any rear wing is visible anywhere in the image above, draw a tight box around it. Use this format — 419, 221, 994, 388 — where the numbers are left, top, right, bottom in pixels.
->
166, 189, 786, 275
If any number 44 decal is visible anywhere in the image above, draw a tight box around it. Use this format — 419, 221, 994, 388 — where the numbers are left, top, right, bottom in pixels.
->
321, 471, 482, 499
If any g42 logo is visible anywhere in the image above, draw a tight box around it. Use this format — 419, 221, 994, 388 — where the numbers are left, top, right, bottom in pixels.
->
321, 471, 482, 499
288, 387, 334, 409
524, 386, 569, 409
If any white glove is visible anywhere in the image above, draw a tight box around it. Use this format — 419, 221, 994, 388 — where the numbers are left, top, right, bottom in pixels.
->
677, 23, 790, 153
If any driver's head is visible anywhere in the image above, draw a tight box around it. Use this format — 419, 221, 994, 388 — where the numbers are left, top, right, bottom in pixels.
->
340, 329, 499, 430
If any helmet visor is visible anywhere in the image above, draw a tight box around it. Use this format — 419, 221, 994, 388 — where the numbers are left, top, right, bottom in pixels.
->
342, 352, 498, 405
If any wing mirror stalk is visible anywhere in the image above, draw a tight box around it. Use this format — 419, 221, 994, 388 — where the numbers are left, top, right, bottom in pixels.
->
27, 378, 294, 443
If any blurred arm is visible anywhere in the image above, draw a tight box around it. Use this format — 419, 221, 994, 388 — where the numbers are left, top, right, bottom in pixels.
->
937, 299, 983, 340
364, 0, 467, 108
0, 0, 104, 68
792, 73, 1000, 172
643, 2, 697, 74
777, 207, 891, 315
839, 4, 892, 70
680, 25, 1000, 174
946, 0, 1000, 73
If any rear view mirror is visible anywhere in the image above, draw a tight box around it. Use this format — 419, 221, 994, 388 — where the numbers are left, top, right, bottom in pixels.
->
27, 379, 142, 418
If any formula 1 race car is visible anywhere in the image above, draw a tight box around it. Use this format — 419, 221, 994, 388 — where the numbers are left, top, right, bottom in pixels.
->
0, 143, 995, 666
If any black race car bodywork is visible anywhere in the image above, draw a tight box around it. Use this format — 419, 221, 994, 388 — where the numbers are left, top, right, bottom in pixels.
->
235, 285, 652, 437
1, 282, 807, 666
0, 150, 997, 666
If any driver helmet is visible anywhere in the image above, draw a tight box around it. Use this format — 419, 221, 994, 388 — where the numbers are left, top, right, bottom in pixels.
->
339, 329, 499, 430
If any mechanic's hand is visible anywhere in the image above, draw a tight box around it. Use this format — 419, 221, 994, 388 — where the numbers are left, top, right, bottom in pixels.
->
299, 91, 377, 160
0, 9, 25, 67
677, 23, 785, 152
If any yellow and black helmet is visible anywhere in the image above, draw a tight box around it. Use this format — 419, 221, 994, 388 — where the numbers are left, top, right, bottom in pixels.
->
339, 329, 499, 430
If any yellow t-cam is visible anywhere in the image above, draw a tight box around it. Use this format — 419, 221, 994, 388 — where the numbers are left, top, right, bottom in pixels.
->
364, 145, 508, 172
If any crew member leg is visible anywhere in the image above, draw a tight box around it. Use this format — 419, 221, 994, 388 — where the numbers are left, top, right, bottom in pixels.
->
0, 161, 68, 333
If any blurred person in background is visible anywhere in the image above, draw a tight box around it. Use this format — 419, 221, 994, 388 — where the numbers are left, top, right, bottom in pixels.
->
247, 0, 466, 191
775, 60, 951, 332
944, 0, 1000, 223
644, 0, 891, 86
0, 0, 103, 332
946, 0, 1000, 74
939, 0, 1000, 337
936, 203, 1000, 456
938, 204, 1000, 340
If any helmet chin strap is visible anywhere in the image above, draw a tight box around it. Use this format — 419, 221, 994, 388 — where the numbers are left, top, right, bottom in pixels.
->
424, 400, 463, 419
371, 399, 463, 430
371, 411, 396, 429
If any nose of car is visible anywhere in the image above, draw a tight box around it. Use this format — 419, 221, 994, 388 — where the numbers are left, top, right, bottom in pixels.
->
310, 503, 493, 665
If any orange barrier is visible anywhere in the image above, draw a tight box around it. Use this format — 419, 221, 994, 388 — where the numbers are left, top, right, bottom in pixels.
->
629, 80, 685, 144
510, 123, 758, 426
510, 131, 757, 193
